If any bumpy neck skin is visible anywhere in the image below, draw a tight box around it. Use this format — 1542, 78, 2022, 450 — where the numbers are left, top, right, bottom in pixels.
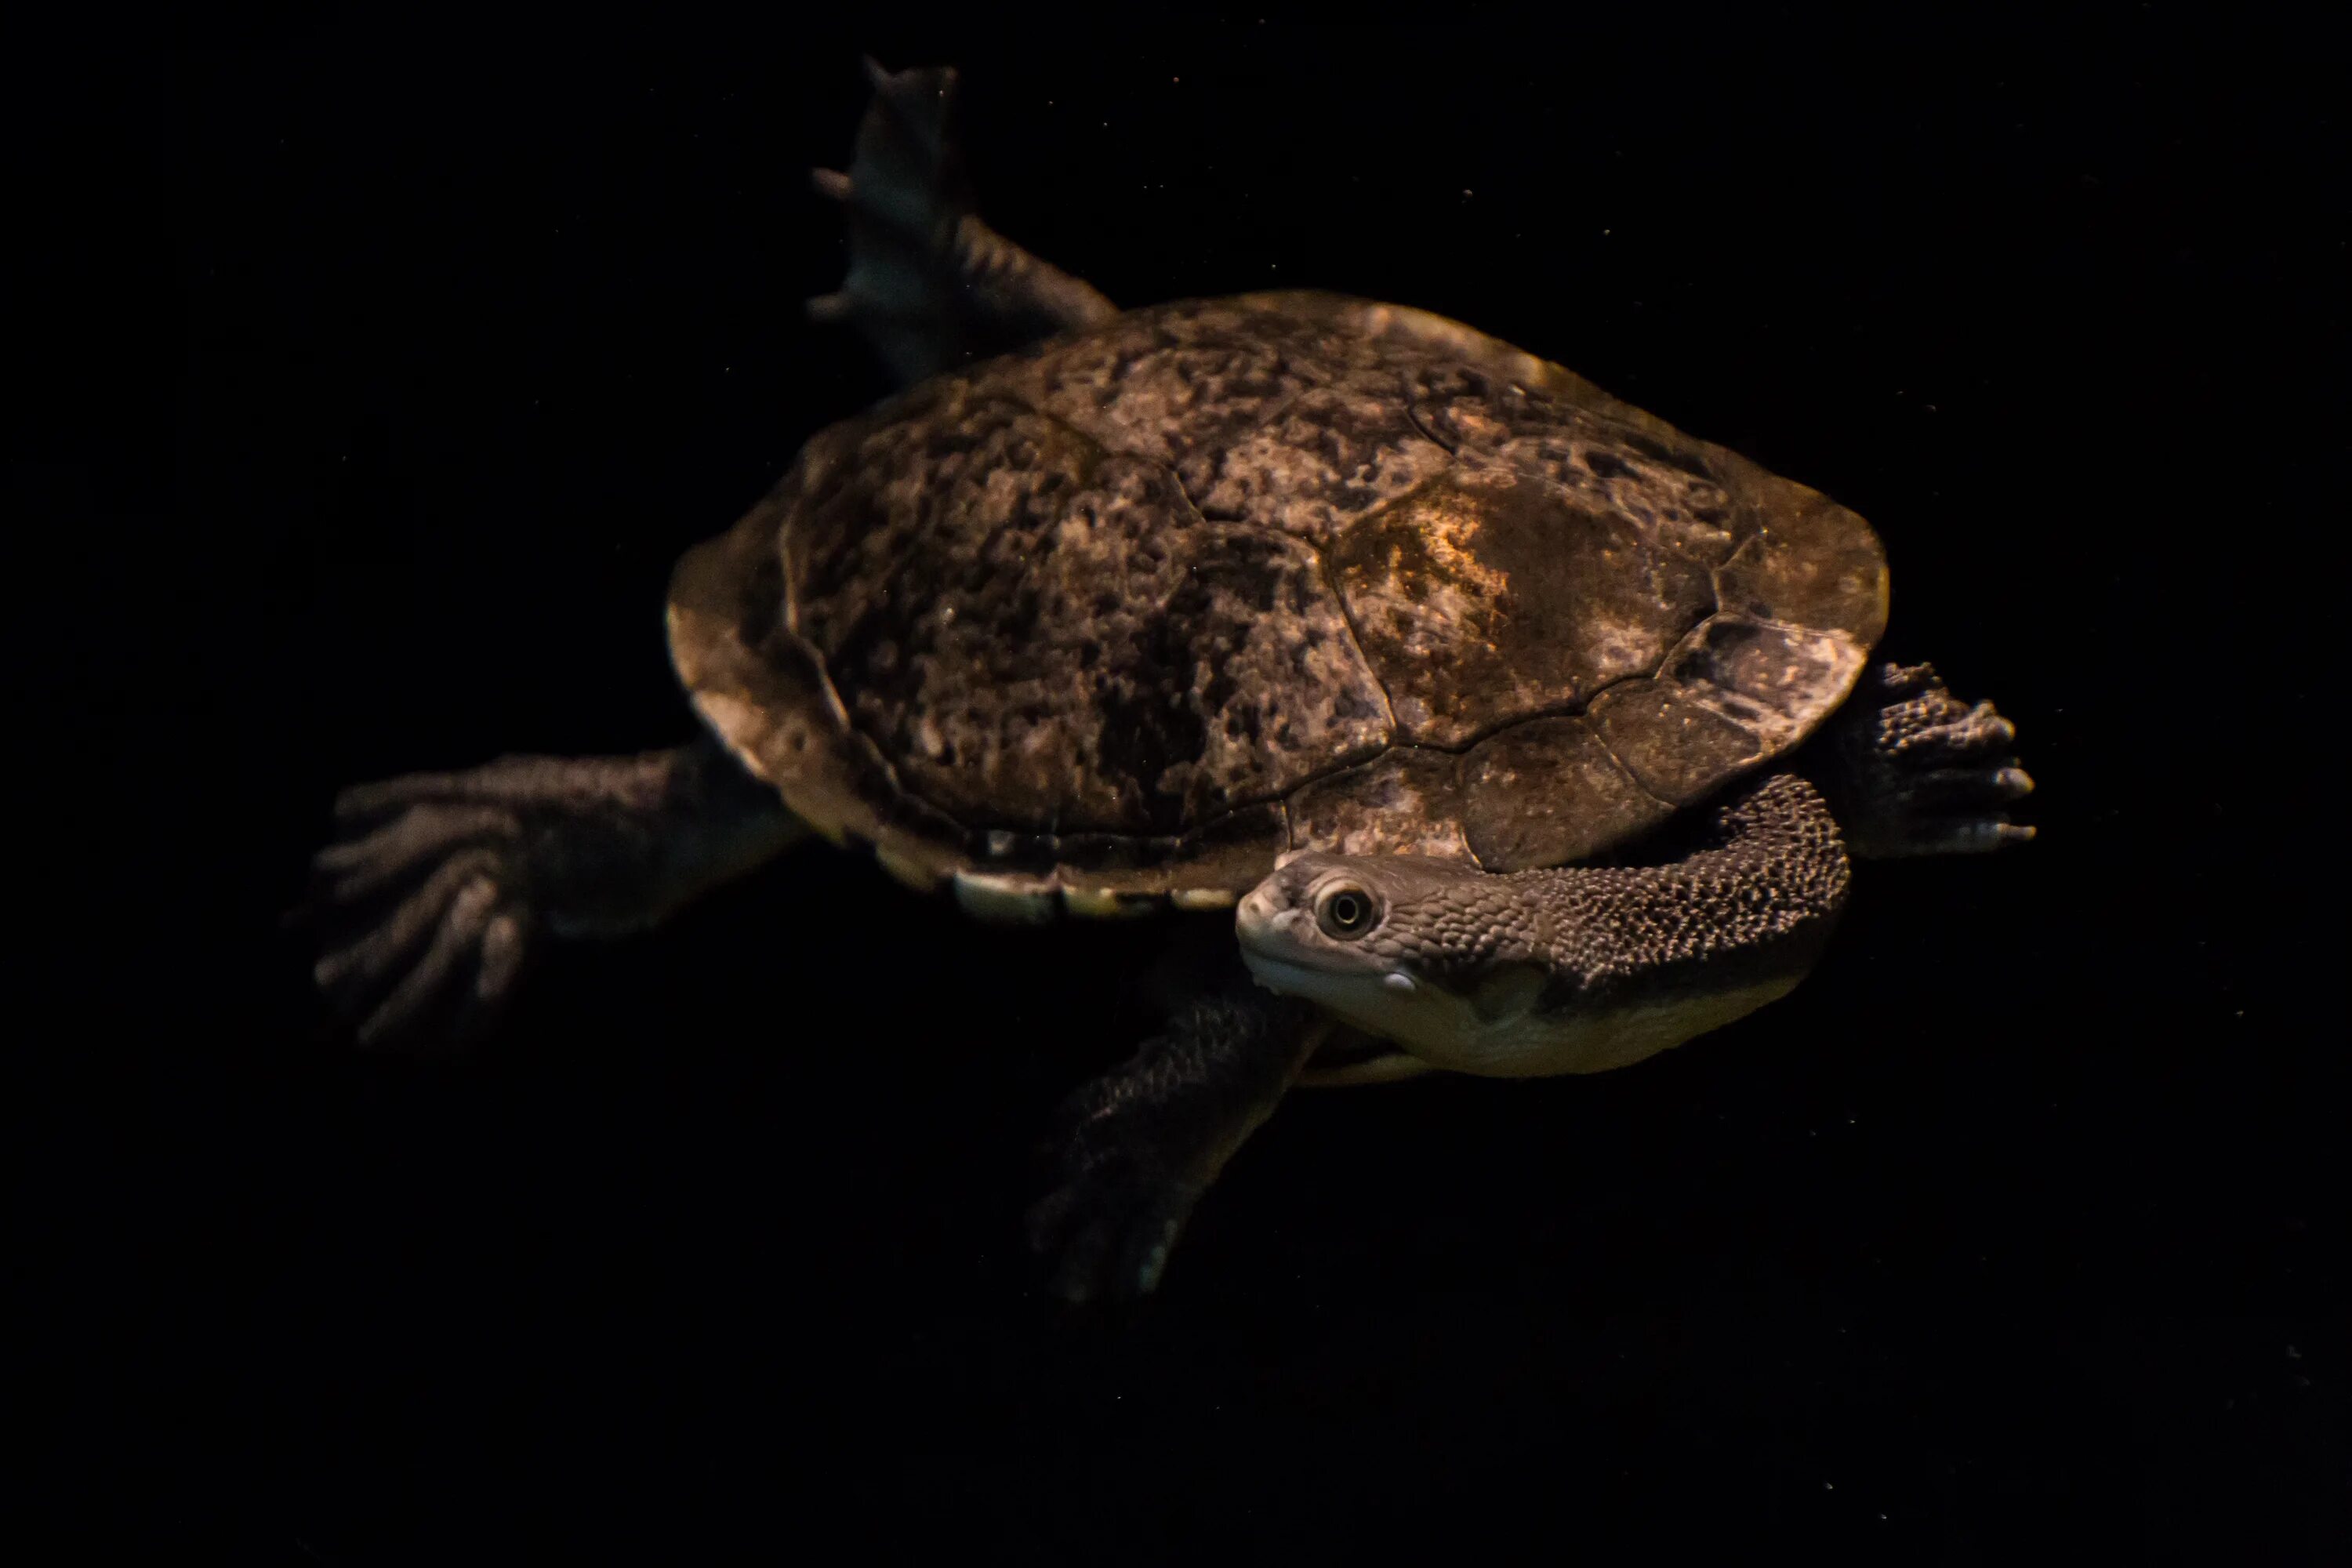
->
1487, 771, 1850, 990
1236, 773, 1851, 1074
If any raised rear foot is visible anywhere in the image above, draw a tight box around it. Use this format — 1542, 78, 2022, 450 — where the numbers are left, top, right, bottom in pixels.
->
1832, 662, 2035, 858
808, 59, 1115, 383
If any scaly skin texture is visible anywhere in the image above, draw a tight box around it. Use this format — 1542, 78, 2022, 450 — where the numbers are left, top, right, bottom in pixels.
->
1826, 662, 2035, 858
1240, 772, 1849, 1024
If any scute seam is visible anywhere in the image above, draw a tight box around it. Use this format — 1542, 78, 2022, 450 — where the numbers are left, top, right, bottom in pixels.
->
1156, 461, 1399, 797
1711, 529, 1760, 602
1318, 550, 1400, 739
1399, 369, 1459, 454
1577, 715, 1681, 815
1013, 397, 1133, 470
800, 626, 1736, 862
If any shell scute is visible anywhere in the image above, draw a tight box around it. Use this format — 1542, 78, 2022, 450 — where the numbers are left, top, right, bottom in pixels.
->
1586, 678, 1767, 807
1327, 466, 1715, 748
1457, 716, 1673, 870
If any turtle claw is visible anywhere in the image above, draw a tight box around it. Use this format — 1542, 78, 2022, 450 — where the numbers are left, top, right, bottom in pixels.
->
1838, 662, 2036, 859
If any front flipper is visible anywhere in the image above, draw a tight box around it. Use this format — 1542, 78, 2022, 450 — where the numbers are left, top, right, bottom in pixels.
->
302, 737, 803, 1047
1028, 993, 1327, 1303
1829, 661, 2035, 858
808, 60, 1117, 384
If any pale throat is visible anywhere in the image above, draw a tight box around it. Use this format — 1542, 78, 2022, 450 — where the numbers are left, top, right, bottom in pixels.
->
1242, 946, 1798, 1080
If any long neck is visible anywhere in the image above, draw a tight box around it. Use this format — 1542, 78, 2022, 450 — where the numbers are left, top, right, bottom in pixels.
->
1513, 771, 1851, 989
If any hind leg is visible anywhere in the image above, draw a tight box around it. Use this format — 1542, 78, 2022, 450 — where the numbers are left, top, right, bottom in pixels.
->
1828, 662, 2035, 859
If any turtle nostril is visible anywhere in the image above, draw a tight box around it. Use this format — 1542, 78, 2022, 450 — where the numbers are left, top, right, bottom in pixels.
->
1236, 886, 1279, 943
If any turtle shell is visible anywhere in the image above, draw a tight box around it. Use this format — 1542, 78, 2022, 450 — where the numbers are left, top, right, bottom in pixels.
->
666, 292, 1886, 920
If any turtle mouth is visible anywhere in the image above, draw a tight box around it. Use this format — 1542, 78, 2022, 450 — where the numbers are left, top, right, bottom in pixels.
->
1240, 949, 1397, 1018
1239, 946, 1345, 989
1238, 927, 1399, 995
1236, 926, 1353, 977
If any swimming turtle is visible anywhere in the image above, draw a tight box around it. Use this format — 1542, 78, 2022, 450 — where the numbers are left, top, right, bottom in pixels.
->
308, 63, 2033, 1301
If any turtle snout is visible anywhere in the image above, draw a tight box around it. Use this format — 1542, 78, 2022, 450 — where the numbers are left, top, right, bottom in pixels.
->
1235, 882, 1284, 949
1237, 877, 1320, 958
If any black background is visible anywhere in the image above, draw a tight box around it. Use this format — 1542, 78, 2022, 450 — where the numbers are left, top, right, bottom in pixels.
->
14, 5, 2344, 1560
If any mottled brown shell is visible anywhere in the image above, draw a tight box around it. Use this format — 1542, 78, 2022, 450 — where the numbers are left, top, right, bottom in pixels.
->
666, 292, 1886, 916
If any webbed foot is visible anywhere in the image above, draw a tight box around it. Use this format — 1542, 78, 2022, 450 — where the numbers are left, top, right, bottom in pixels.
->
808, 59, 1114, 384
1835, 662, 2035, 858
1026, 1087, 1207, 1305
1025, 994, 1323, 1304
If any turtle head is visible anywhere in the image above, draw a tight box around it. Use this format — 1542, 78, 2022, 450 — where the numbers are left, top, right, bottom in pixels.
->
1233, 778, 1849, 1078
1235, 852, 1557, 1062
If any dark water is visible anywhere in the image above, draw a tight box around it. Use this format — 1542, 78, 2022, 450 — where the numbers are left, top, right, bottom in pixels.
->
18, 10, 2343, 1559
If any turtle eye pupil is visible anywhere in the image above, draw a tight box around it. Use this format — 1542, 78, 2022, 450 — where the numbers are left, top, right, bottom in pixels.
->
1319, 887, 1374, 938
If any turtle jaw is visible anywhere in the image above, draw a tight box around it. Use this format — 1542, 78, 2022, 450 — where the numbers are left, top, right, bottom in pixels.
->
1237, 942, 1422, 1046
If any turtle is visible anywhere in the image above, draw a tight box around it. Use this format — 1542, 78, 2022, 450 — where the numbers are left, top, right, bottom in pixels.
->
307, 62, 2034, 1301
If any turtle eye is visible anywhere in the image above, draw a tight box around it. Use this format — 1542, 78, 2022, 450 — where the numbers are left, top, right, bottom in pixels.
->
1316, 884, 1380, 940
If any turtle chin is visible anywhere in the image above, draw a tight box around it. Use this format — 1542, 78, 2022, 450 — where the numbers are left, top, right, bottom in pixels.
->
1236, 910, 1422, 1031
1236, 945, 1443, 1055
